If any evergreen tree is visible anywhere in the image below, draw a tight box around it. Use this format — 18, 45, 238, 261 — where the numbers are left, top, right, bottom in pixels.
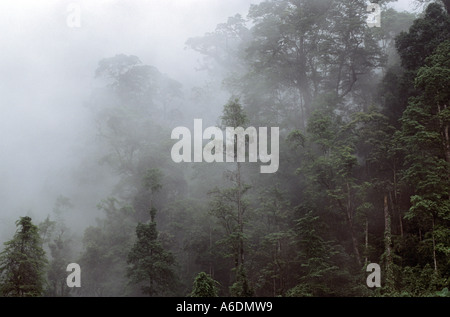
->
209, 98, 254, 295
190, 272, 220, 297
127, 169, 177, 296
0, 217, 47, 297
229, 265, 254, 297
127, 208, 177, 296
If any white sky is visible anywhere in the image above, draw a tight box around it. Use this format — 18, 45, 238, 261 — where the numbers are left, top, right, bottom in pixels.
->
0, 0, 263, 233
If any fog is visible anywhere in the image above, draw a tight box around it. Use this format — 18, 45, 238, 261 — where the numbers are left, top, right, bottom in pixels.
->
3, 0, 444, 299
0, 0, 262, 237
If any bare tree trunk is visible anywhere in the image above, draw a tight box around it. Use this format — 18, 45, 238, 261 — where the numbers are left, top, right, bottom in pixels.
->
350, 224, 361, 267
443, 119, 450, 164
237, 162, 244, 267
384, 194, 394, 290
346, 182, 362, 266
438, 104, 450, 161
432, 216, 438, 272
297, 35, 312, 120
384, 195, 392, 260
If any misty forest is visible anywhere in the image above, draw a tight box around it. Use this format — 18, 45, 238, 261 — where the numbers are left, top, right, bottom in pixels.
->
0, 0, 449, 297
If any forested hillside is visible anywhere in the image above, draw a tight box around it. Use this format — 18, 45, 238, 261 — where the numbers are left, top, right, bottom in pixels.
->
0, 0, 449, 297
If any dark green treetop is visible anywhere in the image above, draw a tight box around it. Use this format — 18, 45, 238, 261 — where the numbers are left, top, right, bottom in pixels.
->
0, 216, 47, 297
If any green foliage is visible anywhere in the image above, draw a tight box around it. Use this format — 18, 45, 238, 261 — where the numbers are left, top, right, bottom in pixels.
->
415, 41, 450, 104
0, 217, 47, 297
78, 198, 137, 296
286, 283, 313, 297
395, 3, 450, 71
71, 1, 450, 298
396, 40, 450, 280
5, 0, 443, 298
288, 210, 362, 297
398, 264, 447, 296
190, 272, 220, 297
229, 265, 254, 297
221, 97, 248, 128
127, 207, 178, 296
436, 287, 450, 297
247, 185, 296, 296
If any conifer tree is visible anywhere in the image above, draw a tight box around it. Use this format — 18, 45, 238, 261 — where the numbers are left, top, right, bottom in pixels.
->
0, 217, 47, 297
